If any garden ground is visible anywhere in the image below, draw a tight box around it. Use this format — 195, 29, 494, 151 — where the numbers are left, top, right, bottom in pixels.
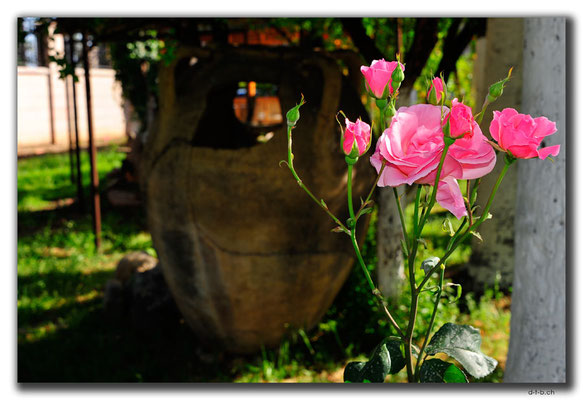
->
17, 146, 510, 382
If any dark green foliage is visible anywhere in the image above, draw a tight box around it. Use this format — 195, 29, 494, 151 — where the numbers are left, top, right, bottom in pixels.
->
425, 323, 498, 379
419, 358, 467, 383
344, 338, 405, 383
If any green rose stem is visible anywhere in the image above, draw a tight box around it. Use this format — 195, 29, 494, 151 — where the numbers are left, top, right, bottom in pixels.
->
285, 99, 404, 339
417, 141, 452, 231
446, 218, 467, 252
402, 139, 453, 382
417, 154, 516, 293
414, 265, 446, 381
412, 185, 423, 237
373, 94, 444, 382
346, 157, 405, 339
284, 122, 350, 235
355, 162, 386, 221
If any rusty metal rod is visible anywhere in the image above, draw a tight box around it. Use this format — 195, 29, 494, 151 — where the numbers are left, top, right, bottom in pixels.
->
66, 33, 85, 211
81, 32, 101, 249
64, 35, 75, 184
81, 31, 102, 250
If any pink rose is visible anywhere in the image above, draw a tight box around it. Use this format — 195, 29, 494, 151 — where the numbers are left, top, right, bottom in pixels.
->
446, 98, 475, 138
360, 59, 404, 99
342, 118, 371, 157
427, 77, 445, 104
489, 108, 560, 159
370, 104, 496, 219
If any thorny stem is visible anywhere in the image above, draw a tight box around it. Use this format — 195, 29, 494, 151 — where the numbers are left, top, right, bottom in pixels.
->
354, 162, 387, 221
413, 185, 422, 237
393, 187, 410, 253
417, 143, 452, 232
347, 162, 405, 339
285, 123, 350, 235
403, 141, 451, 382
414, 266, 445, 380
417, 157, 515, 292
446, 218, 467, 252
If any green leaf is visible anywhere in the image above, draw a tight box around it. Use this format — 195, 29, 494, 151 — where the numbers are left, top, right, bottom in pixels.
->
444, 283, 462, 303
360, 207, 374, 215
442, 218, 455, 236
419, 358, 468, 383
470, 231, 483, 242
443, 364, 468, 382
421, 256, 440, 275
425, 323, 498, 379
343, 338, 406, 383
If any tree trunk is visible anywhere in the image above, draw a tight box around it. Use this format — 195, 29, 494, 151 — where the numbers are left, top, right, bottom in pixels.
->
376, 186, 406, 300
504, 17, 566, 383
465, 18, 523, 292
376, 85, 414, 300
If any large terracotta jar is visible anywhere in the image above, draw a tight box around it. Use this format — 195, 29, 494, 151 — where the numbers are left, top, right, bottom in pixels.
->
140, 46, 375, 353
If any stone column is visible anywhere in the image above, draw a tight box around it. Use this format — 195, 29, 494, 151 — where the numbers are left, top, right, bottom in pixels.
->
466, 18, 523, 292
504, 17, 566, 383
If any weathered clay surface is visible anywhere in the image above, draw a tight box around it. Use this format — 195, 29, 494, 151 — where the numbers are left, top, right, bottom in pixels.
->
140, 47, 375, 353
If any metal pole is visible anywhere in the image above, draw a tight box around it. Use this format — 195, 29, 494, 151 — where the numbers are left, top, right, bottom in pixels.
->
66, 33, 85, 212
81, 31, 102, 249
46, 62, 56, 145
64, 35, 75, 184
39, 27, 56, 144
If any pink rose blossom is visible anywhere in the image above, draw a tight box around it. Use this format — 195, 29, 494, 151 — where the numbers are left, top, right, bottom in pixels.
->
489, 108, 560, 159
427, 77, 445, 104
343, 118, 371, 157
446, 98, 475, 138
435, 176, 467, 220
360, 59, 404, 99
370, 104, 496, 219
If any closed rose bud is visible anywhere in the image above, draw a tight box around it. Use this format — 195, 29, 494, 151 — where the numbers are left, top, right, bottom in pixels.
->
487, 67, 513, 103
342, 118, 371, 158
286, 96, 306, 127
427, 77, 445, 105
391, 63, 405, 92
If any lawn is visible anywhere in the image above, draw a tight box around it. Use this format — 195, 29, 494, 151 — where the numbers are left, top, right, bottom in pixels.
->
17, 146, 510, 382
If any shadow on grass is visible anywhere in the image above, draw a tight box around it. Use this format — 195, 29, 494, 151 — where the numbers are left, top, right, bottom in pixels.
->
18, 304, 223, 382
17, 267, 232, 383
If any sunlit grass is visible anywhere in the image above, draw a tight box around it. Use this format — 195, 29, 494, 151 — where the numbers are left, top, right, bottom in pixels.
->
17, 146, 125, 212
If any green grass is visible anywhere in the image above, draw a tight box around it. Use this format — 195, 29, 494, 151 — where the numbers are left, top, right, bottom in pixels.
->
17, 148, 510, 383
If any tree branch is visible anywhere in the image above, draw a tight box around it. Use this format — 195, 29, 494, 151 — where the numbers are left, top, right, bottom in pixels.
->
402, 18, 440, 89
339, 18, 386, 63
436, 18, 487, 81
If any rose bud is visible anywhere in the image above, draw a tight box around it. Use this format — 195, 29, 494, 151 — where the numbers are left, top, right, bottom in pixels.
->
427, 76, 445, 105
342, 118, 371, 158
286, 95, 306, 127
445, 98, 475, 139
360, 59, 405, 99
487, 67, 513, 103
391, 62, 405, 93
